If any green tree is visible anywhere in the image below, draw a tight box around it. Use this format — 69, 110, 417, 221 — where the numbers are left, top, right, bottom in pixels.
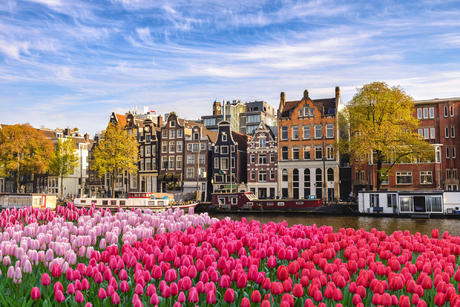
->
0, 124, 54, 192
91, 123, 139, 198
48, 137, 80, 198
339, 81, 435, 190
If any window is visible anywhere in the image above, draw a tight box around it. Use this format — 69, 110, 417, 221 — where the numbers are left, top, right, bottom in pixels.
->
170, 121, 175, 127
430, 128, 435, 139
221, 146, 228, 154
187, 155, 195, 164
162, 157, 167, 169
417, 108, 422, 119
396, 172, 412, 184
315, 147, 322, 160
447, 147, 450, 159
221, 158, 228, 170
140, 147, 144, 157
445, 127, 449, 138
299, 108, 303, 117
259, 171, 267, 182
145, 160, 151, 171
282, 169, 288, 181
303, 125, 310, 139
281, 127, 288, 140
314, 125, 322, 139
270, 170, 275, 180
187, 168, 194, 179
231, 145, 235, 152
222, 133, 227, 142
454, 169, 458, 179
282, 147, 288, 160
381, 173, 389, 185
145, 146, 151, 156
292, 147, 299, 160
152, 158, 156, 170
418, 128, 423, 137
250, 154, 255, 163
451, 105, 454, 117
177, 141, 183, 152
199, 168, 205, 178
387, 194, 397, 208
169, 156, 175, 169
452, 126, 455, 138
170, 130, 176, 139
214, 146, 218, 153
259, 138, 266, 148
259, 154, 267, 165
444, 106, 448, 117
214, 158, 219, 169
199, 154, 205, 165
304, 147, 311, 160
194, 132, 199, 140
420, 171, 432, 184
292, 126, 299, 140
326, 124, 334, 138
177, 129, 183, 137
424, 128, 429, 140
176, 156, 182, 170
193, 144, 199, 152
162, 142, 168, 153
429, 107, 434, 118
169, 141, 175, 153
327, 146, 334, 160
140, 161, 144, 171
453, 147, 457, 158
146, 135, 151, 142
327, 168, 334, 181
370, 194, 379, 207
423, 108, 428, 119
162, 130, 167, 138
200, 143, 206, 151
250, 171, 255, 181
270, 153, 275, 163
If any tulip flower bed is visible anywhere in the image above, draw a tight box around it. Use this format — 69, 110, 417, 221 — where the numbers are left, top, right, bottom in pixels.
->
0, 204, 460, 307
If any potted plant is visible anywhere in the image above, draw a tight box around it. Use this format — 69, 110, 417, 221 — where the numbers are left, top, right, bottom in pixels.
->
393, 204, 397, 214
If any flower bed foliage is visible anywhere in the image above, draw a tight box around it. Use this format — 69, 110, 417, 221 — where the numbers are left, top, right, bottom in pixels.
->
0, 203, 459, 307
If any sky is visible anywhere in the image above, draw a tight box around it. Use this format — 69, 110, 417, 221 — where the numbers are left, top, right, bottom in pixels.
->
0, 0, 459, 137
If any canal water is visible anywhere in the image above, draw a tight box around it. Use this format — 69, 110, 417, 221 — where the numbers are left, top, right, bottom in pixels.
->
209, 213, 460, 237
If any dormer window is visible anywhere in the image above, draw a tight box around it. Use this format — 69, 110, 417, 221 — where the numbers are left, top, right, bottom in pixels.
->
170, 121, 176, 127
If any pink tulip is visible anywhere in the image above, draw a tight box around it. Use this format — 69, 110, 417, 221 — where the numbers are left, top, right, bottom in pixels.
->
75, 291, 84, 303
31, 287, 41, 300
98, 288, 107, 300
55, 290, 65, 303
111, 292, 121, 305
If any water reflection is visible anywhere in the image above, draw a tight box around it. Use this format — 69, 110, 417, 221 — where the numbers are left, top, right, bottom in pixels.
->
209, 213, 460, 237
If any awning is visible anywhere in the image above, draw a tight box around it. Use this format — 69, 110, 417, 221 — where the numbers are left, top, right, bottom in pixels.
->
165, 173, 174, 182
158, 174, 166, 182
173, 173, 181, 182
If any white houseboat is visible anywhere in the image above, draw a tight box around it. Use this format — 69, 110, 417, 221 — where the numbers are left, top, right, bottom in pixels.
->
0, 193, 57, 210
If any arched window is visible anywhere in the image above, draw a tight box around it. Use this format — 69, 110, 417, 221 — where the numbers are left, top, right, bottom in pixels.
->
327, 168, 334, 181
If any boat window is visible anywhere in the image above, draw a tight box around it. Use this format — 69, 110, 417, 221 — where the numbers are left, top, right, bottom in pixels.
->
218, 198, 225, 205
370, 194, 379, 207
120, 200, 126, 206
277, 202, 285, 206
267, 202, 274, 206
148, 201, 155, 206
102, 200, 108, 205
81, 200, 86, 203
430, 197, 442, 212
158, 201, 164, 206
296, 202, 304, 205
247, 202, 253, 207
111, 200, 117, 206
399, 197, 411, 212
231, 197, 237, 205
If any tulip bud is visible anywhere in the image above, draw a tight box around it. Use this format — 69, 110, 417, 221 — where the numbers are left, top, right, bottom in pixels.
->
31, 287, 41, 300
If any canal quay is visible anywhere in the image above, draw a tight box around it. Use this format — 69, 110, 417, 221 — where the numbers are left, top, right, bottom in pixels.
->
209, 212, 460, 237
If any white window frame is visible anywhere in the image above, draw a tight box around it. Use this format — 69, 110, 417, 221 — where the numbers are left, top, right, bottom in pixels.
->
176, 141, 183, 152
250, 154, 255, 163
444, 106, 448, 117
281, 127, 288, 140
258, 154, 267, 165
270, 170, 275, 180
417, 108, 422, 119
453, 147, 457, 159
169, 130, 176, 139
423, 108, 428, 119
270, 153, 275, 163
447, 147, 450, 159
423, 128, 429, 140
451, 105, 454, 117
430, 128, 435, 139
170, 120, 175, 127
445, 127, 449, 138
221, 146, 229, 154
187, 168, 194, 179
176, 156, 182, 170
429, 107, 434, 118
187, 155, 195, 165
258, 171, 267, 182
221, 158, 229, 170
303, 125, 311, 140
169, 156, 175, 169
162, 130, 167, 138
420, 171, 432, 184
396, 172, 412, 184
250, 171, 255, 180
314, 125, 322, 139
214, 158, 219, 169
327, 146, 334, 160
259, 138, 266, 148
292, 126, 299, 140
452, 126, 455, 138
326, 124, 334, 138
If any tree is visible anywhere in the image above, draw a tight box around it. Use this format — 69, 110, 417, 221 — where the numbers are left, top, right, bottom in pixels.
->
0, 124, 54, 192
91, 122, 139, 198
339, 81, 435, 190
48, 137, 80, 198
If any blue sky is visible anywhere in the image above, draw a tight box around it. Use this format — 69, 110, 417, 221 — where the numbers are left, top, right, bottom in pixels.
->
1, 0, 459, 136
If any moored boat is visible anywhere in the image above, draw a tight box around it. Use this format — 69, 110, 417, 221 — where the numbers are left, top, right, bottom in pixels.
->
211, 191, 343, 214
74, 192, 198, 213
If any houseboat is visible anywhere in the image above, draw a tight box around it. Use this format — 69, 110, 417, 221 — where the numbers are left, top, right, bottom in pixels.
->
211, 191, 343, 214
73, 192, 198, 213
357, 190, 460, 218
0, 193, 57, 210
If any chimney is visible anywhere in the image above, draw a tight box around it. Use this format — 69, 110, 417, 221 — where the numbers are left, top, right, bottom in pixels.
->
157, 115, 162, 127
279, 92, 286, 114
84, 133, 90, 143
335, 86, 340, 100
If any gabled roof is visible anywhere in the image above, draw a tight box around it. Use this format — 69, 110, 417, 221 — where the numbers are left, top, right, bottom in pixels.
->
280, 97, 337, 118
231, 131, 251, 151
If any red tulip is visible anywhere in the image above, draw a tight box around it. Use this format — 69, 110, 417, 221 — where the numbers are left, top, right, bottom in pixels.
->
332, 288, 343, 302
261, 299, 271, 307
241, 297, 250, 307
111, 292, 121, 305
119, 269, 128, 281
146, 284, 156, 297
417, 299, 427, 307
399, 295, 410, 307
94, 272, 103, 284
150, 294, 159, 305
75, 291, 84, 304
41, 273, 51, 286
293, 284, 304, 298
135, 284, 143, 296
224, 288, 235, 303
206, 291, 216, 304
372, 294, 381, 305
188, 288, 199, 304
432, 229, 439, 239
271, 282, 284, 295
421, 275, 432, 289
55, 290, 65, 303
54, 282, 64, 294
252, 290, 262, 303
313, 290, 323, 302
98, 288, 107, 300
237, 274, 248, 288
51, 263, 62, 278
67, 283, 76, 295
434, 293, 445, 306
412, 294, 420, 305
381, 293, 391, 306
352, 294, 362, 305
120, 281, 129, 293
277, 266, 289, 281
107, 285, 115, 297
31, 287, 40, 300
262, 277, 272, 290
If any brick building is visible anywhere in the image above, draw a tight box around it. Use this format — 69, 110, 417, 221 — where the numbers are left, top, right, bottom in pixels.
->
277, 88, 342, 201
247, 122, 278, 198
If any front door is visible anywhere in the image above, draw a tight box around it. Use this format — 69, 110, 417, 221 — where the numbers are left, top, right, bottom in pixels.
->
414, 196, 426, 212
